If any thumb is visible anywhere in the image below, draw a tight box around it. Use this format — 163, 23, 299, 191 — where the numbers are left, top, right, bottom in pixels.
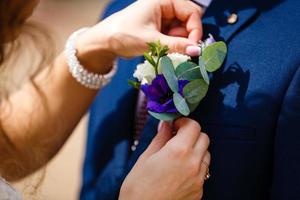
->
141, 121, 173, 159
158, 33, 197, 54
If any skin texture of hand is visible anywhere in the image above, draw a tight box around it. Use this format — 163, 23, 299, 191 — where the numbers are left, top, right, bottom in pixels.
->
76, 0, 203, 74
119, 118, 211, 200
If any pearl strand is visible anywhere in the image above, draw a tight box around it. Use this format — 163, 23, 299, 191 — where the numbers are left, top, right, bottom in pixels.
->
65, 28, 117, 90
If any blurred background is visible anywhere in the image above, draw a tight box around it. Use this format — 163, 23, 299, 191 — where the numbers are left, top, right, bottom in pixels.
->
12, 0, 111, 199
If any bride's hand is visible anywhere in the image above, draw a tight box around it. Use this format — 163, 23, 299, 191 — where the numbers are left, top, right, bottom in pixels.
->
75, 0, 203, 73
119, 118, 211, 200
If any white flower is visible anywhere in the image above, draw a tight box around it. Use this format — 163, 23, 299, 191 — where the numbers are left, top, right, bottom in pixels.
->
133, 60, 156, 84
134, 53, 191, 84
158, 53, 191, 73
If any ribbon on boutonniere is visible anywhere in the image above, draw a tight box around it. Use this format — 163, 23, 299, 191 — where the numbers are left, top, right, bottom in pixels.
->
128, 35, 227, 121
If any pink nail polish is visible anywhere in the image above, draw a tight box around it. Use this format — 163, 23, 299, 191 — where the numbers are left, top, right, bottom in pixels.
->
186, 46, 201, 56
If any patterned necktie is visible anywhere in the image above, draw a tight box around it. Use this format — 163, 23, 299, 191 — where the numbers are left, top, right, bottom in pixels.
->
131, 92, 148, 151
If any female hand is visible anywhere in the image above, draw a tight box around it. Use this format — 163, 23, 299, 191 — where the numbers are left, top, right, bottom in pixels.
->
76, 0, 203, 73
119, 118, 211, 200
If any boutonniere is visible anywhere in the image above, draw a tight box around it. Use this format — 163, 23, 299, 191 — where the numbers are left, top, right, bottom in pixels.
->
129, 35, 227, 121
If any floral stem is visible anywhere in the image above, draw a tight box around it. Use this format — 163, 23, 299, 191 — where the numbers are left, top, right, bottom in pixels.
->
155, 57, 160, 75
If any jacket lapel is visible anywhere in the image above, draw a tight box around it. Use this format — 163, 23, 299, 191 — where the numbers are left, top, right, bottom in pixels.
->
85, 57, 143, 194
125, 115, 159, 173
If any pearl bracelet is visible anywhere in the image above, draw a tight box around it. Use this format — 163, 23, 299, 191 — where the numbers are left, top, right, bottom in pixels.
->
65, 28, 117, 90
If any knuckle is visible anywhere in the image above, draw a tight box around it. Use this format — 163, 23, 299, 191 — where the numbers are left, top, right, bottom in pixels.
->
178, 118, 201, 131
188, 119, 201, 132
174, 42, 184, 53
201, 132, 210, 146
176, 145, 190, 156
192, 6, 200, 15
168, 142, 190, 157
168, 41, 177, 52
189, 128, 200, 140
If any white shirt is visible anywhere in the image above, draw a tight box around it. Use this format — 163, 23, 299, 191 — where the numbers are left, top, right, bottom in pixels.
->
191, 0, 212, 8
0, 177, 22, 200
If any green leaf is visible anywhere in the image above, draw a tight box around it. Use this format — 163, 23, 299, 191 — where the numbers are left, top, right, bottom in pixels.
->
147, 41, 169, 57
147, 41, 158, 56
183, 79, 209, 105
161, 56, 178, 93
173, 93, 190, 116
128, 80, 141, 89
148, 111, 180, 121
143, 52, 156, 67
159, 46, 169, 57
199, 58, 210, 85
201, 41, 227, 72
175, 62, 202, 81
188, 102, 200, 113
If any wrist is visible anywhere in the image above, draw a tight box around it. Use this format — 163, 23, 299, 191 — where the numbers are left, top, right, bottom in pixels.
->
75, 28, 116, 74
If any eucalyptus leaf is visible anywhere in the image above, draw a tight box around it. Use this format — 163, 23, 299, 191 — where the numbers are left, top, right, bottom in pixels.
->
183, 79, 209, 105
175, 62, 202, 81
173, 93, 190, 116
188, 102, 200, 113
201, 41, 227, 72
199, 58, 210, 85
161, 56, 179, 93
149, 111, 180, 121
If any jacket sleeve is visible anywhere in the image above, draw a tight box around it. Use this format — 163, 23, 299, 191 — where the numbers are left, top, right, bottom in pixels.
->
271, 66, 300, 200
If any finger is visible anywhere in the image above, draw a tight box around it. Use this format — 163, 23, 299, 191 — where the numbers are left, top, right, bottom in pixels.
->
172, 0, 203, 43
157, 120, 173, 132
142, 121, 173, 159
158, 33, 197, 54
198, 151, 211, 182
194, 132, 210, 158
186, 46, 202, 56
160, 0, 203, 43
167, 26, 189, 38
186, 0, 204, 14
170, 118, 201, 148
186, 11, 203, 43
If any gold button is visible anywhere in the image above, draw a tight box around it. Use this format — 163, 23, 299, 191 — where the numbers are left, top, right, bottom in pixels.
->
227, 13, 238, 24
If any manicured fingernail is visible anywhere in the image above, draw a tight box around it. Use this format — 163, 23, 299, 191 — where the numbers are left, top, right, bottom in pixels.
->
186, 46, 201, 56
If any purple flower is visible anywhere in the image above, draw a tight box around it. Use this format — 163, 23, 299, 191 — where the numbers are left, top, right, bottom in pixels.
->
204, 34, 216, 47
141, 75, 189, 113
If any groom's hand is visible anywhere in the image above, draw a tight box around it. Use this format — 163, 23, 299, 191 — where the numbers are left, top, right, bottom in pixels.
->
119, 118, 210, 200
76, 0, 204, 72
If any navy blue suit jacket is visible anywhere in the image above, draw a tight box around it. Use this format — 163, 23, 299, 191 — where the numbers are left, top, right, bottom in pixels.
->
80, 0, 300, 199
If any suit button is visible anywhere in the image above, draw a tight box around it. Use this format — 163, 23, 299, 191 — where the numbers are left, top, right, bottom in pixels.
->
227, 13, 238, 24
